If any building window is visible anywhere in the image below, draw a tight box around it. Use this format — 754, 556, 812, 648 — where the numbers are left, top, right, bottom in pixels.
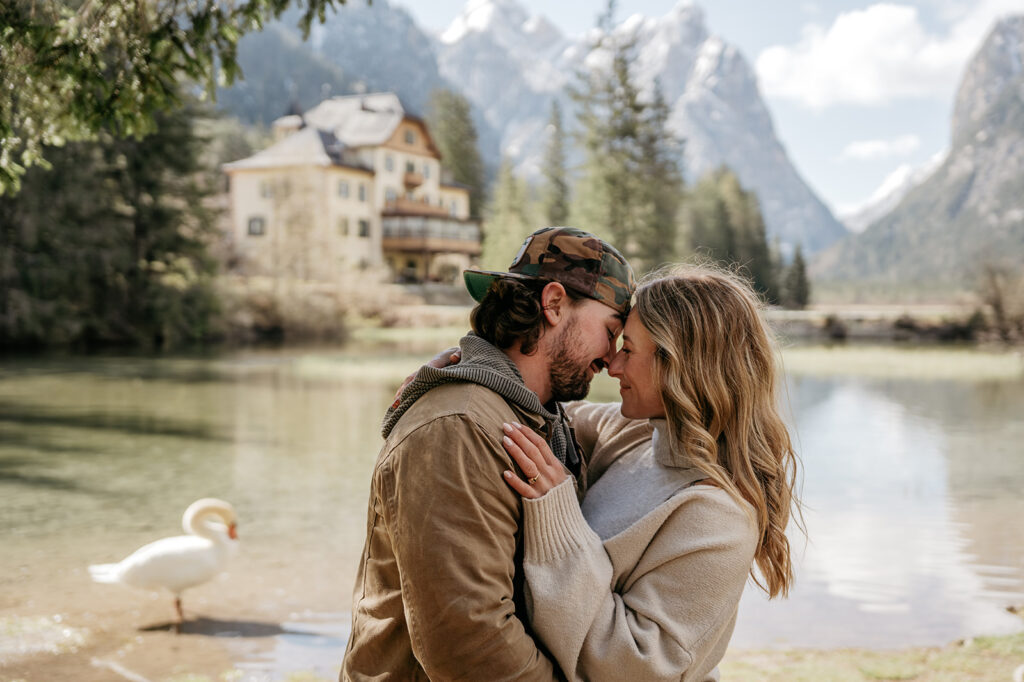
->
338, 217, 349, 235
405, 160, 416, 174
449, 202, 458, 217
338, 180, 349, 198
259, 181, 272, 198
358, 183, 366, 202
248, 217, 266, 236
404, 129, 416, 145
423, 163, 431, 179
385, 155, 394, 172
385, 188, 397, 202
358, 219, 370, 237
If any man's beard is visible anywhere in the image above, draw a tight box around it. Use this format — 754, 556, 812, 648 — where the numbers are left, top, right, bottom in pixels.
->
548, 317, 594, 402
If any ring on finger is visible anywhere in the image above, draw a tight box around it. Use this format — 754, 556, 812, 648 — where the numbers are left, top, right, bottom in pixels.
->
527, 474, 541, 485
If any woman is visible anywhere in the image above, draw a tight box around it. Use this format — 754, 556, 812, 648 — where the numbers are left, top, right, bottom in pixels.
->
500, 265, 801, 682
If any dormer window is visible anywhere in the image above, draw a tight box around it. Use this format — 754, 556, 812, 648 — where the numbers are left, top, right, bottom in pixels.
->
404, 129, 416, 145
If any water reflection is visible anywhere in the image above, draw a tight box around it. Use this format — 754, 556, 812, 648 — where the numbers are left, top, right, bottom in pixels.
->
732, 373, 1024, 649
1, 346, 1022, 660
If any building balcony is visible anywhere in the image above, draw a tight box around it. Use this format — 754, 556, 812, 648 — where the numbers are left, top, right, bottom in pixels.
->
382, 215, 482, 256
403, 171, 424, 189
383, 197, 449, 218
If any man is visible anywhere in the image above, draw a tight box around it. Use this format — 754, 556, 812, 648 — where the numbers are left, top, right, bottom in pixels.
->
342, 227, 635, 681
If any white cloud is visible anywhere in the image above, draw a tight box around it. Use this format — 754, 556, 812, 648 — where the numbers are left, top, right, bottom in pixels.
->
839, 134, 921, 161
755, 1, 1023, 108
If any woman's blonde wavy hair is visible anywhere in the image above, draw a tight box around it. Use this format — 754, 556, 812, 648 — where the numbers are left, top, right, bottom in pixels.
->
634, 263, 801, 598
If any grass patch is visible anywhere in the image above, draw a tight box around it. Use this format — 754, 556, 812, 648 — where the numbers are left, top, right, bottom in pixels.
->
780, 345, 1024, 381
720, 632, 1024, 681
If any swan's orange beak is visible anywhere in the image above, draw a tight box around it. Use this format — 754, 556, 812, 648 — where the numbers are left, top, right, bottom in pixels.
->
229, 523, 238, 540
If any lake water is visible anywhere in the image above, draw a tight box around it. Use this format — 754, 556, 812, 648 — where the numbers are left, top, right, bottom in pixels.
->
1, 339, 1023, 678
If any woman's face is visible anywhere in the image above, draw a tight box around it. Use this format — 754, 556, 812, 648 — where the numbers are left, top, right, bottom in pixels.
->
608, 311, 666, 419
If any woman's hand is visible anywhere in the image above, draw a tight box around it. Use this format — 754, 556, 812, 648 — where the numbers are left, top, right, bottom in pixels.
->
501, 422, 568, 499
392, 347, 461, 405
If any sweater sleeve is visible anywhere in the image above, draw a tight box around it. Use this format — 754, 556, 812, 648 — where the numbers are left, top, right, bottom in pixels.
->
522, 480, 756, 682
380, 414, 558, 681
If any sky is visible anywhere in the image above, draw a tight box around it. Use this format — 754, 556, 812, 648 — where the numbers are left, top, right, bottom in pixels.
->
393, 0, 1024, 218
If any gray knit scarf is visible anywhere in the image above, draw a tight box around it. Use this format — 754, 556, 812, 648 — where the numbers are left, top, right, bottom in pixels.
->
381, 333, 577, 467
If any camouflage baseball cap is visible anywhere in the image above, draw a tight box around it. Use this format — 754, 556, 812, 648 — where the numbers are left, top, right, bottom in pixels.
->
464, 227, 636, 315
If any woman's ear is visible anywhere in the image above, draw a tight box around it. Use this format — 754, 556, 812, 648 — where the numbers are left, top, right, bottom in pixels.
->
540, 282, 567, 326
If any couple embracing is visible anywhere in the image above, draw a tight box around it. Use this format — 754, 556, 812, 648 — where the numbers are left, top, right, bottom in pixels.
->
342, 227, 801, 681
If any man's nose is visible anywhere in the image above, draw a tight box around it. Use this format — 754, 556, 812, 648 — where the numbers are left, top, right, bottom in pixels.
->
608, 350, 624, 377
601, 341, 618, 367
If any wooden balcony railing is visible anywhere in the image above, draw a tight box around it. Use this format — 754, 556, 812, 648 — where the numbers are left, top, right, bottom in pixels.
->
383, 198, 449, 218
381, 215, 482, 256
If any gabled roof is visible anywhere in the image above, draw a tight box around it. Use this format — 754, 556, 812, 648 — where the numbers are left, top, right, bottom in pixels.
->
222, 127, 370, 172
222, 92, 432, 172
303, 93, 408, 148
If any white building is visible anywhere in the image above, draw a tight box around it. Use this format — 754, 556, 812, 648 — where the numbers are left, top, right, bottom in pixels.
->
223, 93, 481, 283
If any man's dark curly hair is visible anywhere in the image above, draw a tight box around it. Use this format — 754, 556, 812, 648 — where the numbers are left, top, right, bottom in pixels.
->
470, 278, 585, 355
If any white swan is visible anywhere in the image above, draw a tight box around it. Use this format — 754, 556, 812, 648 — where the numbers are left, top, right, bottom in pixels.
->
89, 498, 239, 623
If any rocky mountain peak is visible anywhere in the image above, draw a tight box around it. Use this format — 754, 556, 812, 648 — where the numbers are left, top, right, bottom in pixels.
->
951, 15, 1024, 145
433, 0, 846, 254
813, 14, 1024, 286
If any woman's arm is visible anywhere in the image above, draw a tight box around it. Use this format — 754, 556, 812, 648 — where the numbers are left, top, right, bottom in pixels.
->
502, 426, 757, 682
523, 486, 755, 682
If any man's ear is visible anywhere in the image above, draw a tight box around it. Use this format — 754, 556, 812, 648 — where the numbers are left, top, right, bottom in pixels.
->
540, 282, 568, 326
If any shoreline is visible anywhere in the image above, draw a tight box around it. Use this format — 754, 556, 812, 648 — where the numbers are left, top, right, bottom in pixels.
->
3, 298, 1020, 356
3, 609, 1022, 681
722, 627, 1024, 681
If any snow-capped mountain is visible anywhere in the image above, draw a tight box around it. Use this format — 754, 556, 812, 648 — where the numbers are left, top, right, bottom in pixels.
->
434, 0, 848, 254
220, 0, 848, 254
839, 153, 945, 233
813, 15, 1024, 285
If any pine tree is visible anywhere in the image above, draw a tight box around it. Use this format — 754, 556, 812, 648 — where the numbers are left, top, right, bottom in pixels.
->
682, 172, 734, 261
541, 100, 570, 227
633, 81, 684, 271
570, 12, 683, 272
570, 28, 642, 251
426, 89, 486, 218
782, 244, 811, 309
0, 98, 220, 349
682, 167, 778, 301
481, 160, 533, 271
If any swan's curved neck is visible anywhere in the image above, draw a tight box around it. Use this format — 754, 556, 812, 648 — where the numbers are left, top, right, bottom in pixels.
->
182, 500, 235, 541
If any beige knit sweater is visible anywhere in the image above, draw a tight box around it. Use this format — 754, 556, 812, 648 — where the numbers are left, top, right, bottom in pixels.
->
522, 402, 758, 682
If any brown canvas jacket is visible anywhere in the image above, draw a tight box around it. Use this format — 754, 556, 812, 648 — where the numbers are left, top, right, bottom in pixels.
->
342, 382, 582, 681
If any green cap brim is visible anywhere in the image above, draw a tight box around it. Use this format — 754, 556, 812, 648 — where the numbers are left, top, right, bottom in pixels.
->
464, 269, 544, 302
463, 270, 499, 302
